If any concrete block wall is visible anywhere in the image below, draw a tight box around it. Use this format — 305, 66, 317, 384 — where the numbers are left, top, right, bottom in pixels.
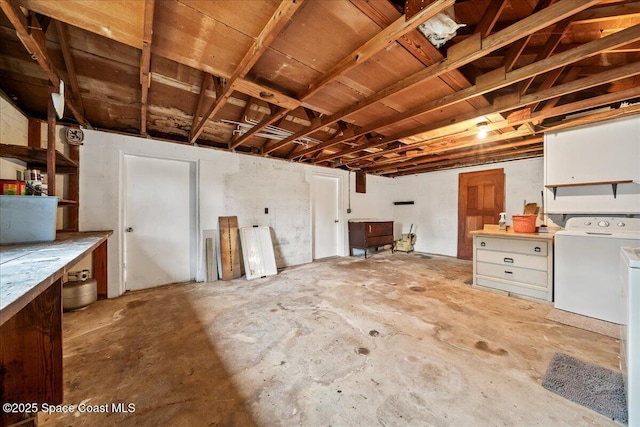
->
79, 129, 394, 297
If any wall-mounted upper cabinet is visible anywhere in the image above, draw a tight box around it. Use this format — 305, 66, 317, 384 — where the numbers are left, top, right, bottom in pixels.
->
544, 115, 640, 214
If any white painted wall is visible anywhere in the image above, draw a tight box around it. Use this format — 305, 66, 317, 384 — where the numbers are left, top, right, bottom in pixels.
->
79, 130, 393, 297
390, 158, 545, 257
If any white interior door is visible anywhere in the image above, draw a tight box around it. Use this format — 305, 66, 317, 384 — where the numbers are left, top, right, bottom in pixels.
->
312, 175, 340, 259
124, 155, 195, 291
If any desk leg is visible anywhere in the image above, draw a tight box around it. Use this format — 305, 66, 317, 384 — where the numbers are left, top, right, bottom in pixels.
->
1, 280, 63, 426
93, 240, 108, 299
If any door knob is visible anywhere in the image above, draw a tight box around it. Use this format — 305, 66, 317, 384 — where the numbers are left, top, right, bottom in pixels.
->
334, 219, 339, 223
125, 227, 134, 232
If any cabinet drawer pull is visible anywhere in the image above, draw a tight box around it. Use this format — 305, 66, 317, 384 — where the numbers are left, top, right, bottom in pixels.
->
504, 270, 513, 274
503, 257, 514, 263
480, 241, 486, 247
534, 247, 541, 252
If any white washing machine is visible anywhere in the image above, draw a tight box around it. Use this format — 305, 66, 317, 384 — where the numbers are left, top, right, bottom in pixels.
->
621, 247, 640, 427
554, 217, 640, 324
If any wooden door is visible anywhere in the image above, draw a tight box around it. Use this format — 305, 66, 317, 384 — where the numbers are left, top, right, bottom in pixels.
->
311, 175, 341, 259
457, 168, 505, 260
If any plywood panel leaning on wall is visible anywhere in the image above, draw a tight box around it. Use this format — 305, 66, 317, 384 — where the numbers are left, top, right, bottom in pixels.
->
219, 216, 242, 280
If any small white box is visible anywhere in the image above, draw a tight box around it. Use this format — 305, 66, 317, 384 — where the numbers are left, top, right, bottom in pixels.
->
0, 195, 59, 245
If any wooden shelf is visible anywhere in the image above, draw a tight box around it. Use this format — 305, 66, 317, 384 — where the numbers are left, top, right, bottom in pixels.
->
545, 180, 634, 199
57, 199, 78, 206
0, 143, 78, 174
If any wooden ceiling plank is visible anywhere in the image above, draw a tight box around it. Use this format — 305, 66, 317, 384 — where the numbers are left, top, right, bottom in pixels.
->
368, 136, 543, 174
189, 0, 304, 144
263, 0, 600, 156
572, 2, 640, 25
475, 0, 508, 38
140, 0, 155, 136
388, 146, 544, 177
263, 0, 455, 155
299, 0, 455, 100
1, 0, 87, 126
334, 61, 640, 166
53, 20, 84, 116
350, 0, 491, 110
501, 0, 557, 72
517, 17, 573, 96
311, 23, 640, 159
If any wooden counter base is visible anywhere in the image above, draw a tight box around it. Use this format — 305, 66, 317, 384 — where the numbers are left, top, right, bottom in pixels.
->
0, 231, 112, 426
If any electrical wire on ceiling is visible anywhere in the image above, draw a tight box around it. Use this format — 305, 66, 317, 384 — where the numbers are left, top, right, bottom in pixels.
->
222, 118, 323, 146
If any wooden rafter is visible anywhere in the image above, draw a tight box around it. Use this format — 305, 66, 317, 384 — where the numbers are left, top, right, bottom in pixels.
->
188, 0, 304, 144
260, 0, 455, 155
502, 0, 557, 72
263, 0, 600, 156
354, 83, 640, 169
191, 72, 213, 139
140, 0, 155, 136
367, 136, 544, 175
306, 22, 640, 162
230, 106, 288, 151
388, 146, 544, 177
299, 0, 455, 100
53, 20, 84, 116
475, 0, 508, 38
517, 17, 573, 96
327, 61, 640, 166
1, 0, 87, 126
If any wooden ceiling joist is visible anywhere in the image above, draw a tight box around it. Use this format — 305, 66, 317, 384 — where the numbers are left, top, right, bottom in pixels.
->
331, 61, 640, 166
261, 0, 455, 155
263, 0, 600, 157
188, 0, 304, 144
475, 0, 508, 38
53, 20, 84, 117
191, 72, 214, 141
140, 0, 155, 136
1, 0, 87, 126
312, 23, 640, 164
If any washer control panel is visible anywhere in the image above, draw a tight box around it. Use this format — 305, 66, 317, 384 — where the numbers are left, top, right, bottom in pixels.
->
566, 217, 640, 233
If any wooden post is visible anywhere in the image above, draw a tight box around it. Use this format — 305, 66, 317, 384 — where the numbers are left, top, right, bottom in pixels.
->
68, 144, 80, 231
93, 240, 109, 299
47, 86, 56, 197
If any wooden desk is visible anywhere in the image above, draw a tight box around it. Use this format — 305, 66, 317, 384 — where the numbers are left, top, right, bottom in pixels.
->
0, 231, 112, 426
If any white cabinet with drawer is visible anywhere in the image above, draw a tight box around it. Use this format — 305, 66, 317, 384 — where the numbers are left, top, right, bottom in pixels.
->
472, 233, 554, 303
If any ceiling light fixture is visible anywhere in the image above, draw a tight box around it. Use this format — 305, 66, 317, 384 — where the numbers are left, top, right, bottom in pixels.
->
476, 121, 488, 139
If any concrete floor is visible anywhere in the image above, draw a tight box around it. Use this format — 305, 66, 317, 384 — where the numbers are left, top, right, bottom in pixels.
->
41, 252, 621, 426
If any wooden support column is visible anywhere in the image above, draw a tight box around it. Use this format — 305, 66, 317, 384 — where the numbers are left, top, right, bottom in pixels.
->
68, 144, 79, 231
28, 117, 41, 148
47, 86, 56, 197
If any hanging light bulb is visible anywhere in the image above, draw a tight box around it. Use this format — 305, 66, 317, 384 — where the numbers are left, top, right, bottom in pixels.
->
476, 121, 488, 139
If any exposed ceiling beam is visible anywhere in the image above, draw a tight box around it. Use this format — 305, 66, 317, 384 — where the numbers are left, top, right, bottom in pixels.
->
140, 0, 155, 136
1, 0, 87, 126
475, 0, 508, 38
190, 73, 213, 141
368, 136, 544, 175
261, 0, 455, 155
517, 17, 573, 96
387, 146, 544, 177
230, 106, 288, 151
299, 0, 455, 100
188, 0, 304, 144
329, 61, 640, 165
501, 0, 556, 72
263, 0, 600, 156
53, 20, 84, 117
306, 23, 640, 161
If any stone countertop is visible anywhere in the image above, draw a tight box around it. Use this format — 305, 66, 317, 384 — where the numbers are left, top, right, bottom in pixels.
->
0, 231, 112, 324
470, 225, 558, 241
